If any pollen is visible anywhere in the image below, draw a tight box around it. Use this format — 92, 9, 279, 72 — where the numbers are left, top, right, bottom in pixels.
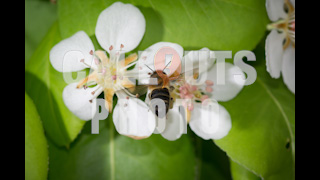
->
173, 78, 214, 111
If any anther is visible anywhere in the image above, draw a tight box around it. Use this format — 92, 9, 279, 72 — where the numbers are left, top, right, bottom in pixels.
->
83, 85, 88, 89
89, 100, 93, 103
120, 44, 124, 49
201, 95, 209, 102
80, 59, 93, 68
187, 103, 194, 111
205, 80, 214, 86
91, 91, 95, 95
205, 86, 213, 93
109, 45, 113, 51
89, 50, 93, 55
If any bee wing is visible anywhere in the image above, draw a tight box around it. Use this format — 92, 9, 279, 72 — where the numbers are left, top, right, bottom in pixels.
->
125, 85, 149, 98
179, 49, 215, 77
169, 66, 200, 81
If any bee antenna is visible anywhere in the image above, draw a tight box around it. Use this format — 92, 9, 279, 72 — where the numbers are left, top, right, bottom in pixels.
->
163, 60, 171, 71
144, 64, 154, 72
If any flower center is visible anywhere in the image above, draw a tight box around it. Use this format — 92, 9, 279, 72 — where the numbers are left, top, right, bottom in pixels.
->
173, 78, 214, 111
267, 1, 295, 48
93, 45, 127, 90
77, 44, 140, 103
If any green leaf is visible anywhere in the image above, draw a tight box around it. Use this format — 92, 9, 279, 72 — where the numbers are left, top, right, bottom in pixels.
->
48, 117, 196, 180
215, 42, 295, 179
191, 133, 232, 180
25, 92, 48, 180
25, 0, 57, 63
58, 0, 268, 52
25, 22, 86, 147
230, 160, 261, 180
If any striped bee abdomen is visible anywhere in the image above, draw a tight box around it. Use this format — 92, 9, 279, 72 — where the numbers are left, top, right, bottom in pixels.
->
150, 88, 170, 118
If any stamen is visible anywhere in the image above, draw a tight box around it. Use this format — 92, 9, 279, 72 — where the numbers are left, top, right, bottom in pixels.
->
88, 88, 103, 103
205, 80, 214, 86
205, 86, 213, 93
91, 85, 102, 95
89, 50, 93, 55
121, 61, 138, 70
109, 45, 113, 51
190, 85, 197, 92
80, 59, 93, 69
114, 84, 136, 98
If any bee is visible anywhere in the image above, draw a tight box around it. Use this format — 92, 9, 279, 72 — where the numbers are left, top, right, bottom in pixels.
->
129, 57, 201, 119
128, 62, 181, 119
147, 70, 174, 118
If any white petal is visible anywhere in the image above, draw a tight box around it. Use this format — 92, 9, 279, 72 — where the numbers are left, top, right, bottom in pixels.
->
62, 83, 101, 121
265, 30, 286, 78
95, 2, 146, 53
282, 45, 295, 94
131, 42, 184, 85
183, 47, 215, 75
203, 62, 245, 102
189, 103, 231, 140
160, 106, 186, 141
266, 0, 287, 21
113, 93, 156, 137
50, 31, 95, 72
290, 0, 295, 8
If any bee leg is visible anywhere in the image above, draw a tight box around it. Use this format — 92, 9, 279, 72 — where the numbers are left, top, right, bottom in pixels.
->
169, 97, 174, 109
169, 85, 174, 92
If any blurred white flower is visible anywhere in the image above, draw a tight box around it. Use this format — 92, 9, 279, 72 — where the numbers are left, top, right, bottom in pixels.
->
265, 0, 295, 93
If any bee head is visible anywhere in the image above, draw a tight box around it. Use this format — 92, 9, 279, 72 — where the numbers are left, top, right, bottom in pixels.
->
150, 70, 169, 87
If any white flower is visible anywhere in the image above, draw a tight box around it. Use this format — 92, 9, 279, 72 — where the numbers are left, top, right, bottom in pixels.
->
112, 42, 184, 139
49, 2, 147, 125
171, 48, 245, 141
135, 44, 245, 141
265, 0, 295, 93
